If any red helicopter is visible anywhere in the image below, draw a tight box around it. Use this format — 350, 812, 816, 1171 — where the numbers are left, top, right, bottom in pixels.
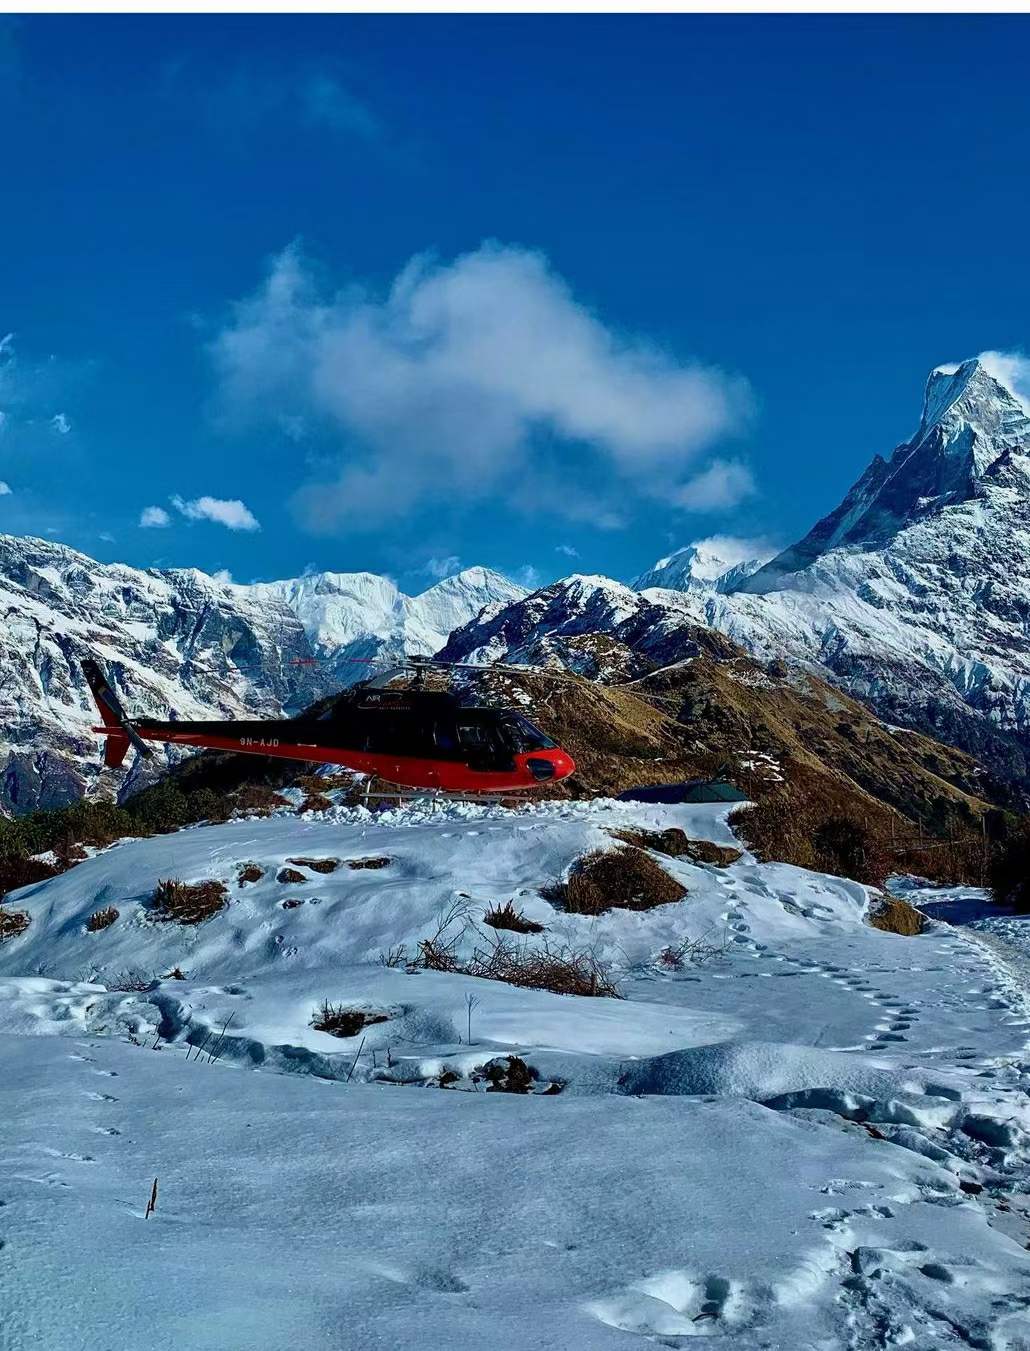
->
83, 655, 575, 794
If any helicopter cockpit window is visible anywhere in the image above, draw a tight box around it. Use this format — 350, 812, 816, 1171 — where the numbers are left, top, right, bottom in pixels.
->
499, 714, 558, 752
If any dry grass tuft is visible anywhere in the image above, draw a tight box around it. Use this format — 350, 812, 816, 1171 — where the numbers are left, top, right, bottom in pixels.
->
548, 847, 687, 916
413, 904, 620, 997
0, 906, 30, 942
312, 1002, 390, 1038
86, 906, 119, 932
483, 900, 544, 934
237, 863, 264, 886
868, 896, 925, 936
287, 857, 340, 874
277, 867, 307, 884
346, 856, 390, 871
151, 877, 228, 925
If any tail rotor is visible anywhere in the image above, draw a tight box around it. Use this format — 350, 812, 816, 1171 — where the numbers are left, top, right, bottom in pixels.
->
81, 658, 153, 765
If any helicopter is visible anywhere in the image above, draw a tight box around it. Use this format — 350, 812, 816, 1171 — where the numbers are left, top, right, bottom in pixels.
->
82, 654, 576, 794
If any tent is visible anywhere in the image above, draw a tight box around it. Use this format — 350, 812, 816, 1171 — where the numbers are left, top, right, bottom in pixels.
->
617, 779, 749, 805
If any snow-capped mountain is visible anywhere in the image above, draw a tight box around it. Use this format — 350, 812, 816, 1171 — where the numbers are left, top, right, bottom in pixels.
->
0, 536, 523, 814
445, 357, 1030, 793
251, 566, 526, 685
632, 539, 771, 594
436, 573, 738, 678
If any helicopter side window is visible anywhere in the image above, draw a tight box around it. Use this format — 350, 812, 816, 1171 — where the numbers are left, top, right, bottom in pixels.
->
456, 722, 492, 750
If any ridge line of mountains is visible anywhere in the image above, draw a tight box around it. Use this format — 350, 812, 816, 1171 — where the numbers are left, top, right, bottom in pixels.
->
3, 354, 1029, 816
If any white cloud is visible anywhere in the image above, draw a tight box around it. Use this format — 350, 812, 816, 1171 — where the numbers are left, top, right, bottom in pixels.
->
211, 242, 751, 532
49, 412, 71, 435
211, 568, 234, 584
976, 350, 1030, 414
139, 505, 171, 528
421, 554, 462, 579
673, 458, 756, 512
555, 543, 579, 558
301, 74, 380, 139
514, 564, 541, 588
687, 534, 776, 570
171, 494, 260, 531
0, 480, 11, 496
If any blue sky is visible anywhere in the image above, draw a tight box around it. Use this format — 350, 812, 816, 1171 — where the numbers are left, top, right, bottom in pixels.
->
1, 14, 1029, 590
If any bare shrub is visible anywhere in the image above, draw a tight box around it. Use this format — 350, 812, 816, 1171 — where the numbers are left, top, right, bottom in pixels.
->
0, 854, 59, 901
654, 931, 731, 970
237, 863, 264, 886
868, 896, 925, 936
416, 931, 619, 999
313, 1002, 390, 1038
277, 867, 307, 884
377, 944, 408, 968
86, 906, 119, 932
483, 900, 544, 934
299, 794, 333, 814
231, 786, 289, 817
0, 907, 30, 942
347, 856, 390, 871
151, 878, 228, 925
108, 970, 157, 991
550, 847, 687, 916
286, 857, 340, 874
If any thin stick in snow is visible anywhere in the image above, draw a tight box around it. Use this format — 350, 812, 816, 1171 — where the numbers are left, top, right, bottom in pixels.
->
346, 1036, 366, 1082
144, 1177, 158, 1219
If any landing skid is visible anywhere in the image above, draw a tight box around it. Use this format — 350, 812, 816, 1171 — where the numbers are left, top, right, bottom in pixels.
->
357, 777, 541, 811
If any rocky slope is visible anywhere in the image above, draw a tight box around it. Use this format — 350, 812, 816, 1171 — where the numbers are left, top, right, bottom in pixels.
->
445, 357, 1030, 798
0, 536, 521, 814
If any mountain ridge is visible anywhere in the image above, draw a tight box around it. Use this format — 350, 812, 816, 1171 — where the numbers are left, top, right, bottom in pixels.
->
0, 534, 524, 814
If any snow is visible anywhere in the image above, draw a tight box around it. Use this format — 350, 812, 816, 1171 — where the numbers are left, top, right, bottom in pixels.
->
2, 799, 1030, 1347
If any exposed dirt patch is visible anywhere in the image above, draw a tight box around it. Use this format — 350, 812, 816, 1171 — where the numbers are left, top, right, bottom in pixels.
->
287, 857, 340, 874
483, 900, 544, 934
0, 907, 30, 942
312, 1002, 391, 1038
347, 857, 390, 871
610, 827, 742, 867
237, 863, 264, 886
86, 906, 119, 932
277, 867, 307, 884
151, 878, 228, 925
281, 897, 305, 910
547, 847, 687, 916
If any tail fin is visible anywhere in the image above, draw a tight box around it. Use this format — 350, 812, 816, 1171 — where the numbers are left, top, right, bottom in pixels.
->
81, 658, 153, 764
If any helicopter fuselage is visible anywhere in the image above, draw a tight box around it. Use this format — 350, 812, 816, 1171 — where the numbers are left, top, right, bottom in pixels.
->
92, 688, 575, 793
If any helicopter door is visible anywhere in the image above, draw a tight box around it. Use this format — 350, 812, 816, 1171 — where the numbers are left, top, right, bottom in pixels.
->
455, 720, 513, 773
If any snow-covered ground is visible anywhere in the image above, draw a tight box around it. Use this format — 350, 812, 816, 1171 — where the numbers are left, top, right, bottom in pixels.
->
2, 799, 1030, 1349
